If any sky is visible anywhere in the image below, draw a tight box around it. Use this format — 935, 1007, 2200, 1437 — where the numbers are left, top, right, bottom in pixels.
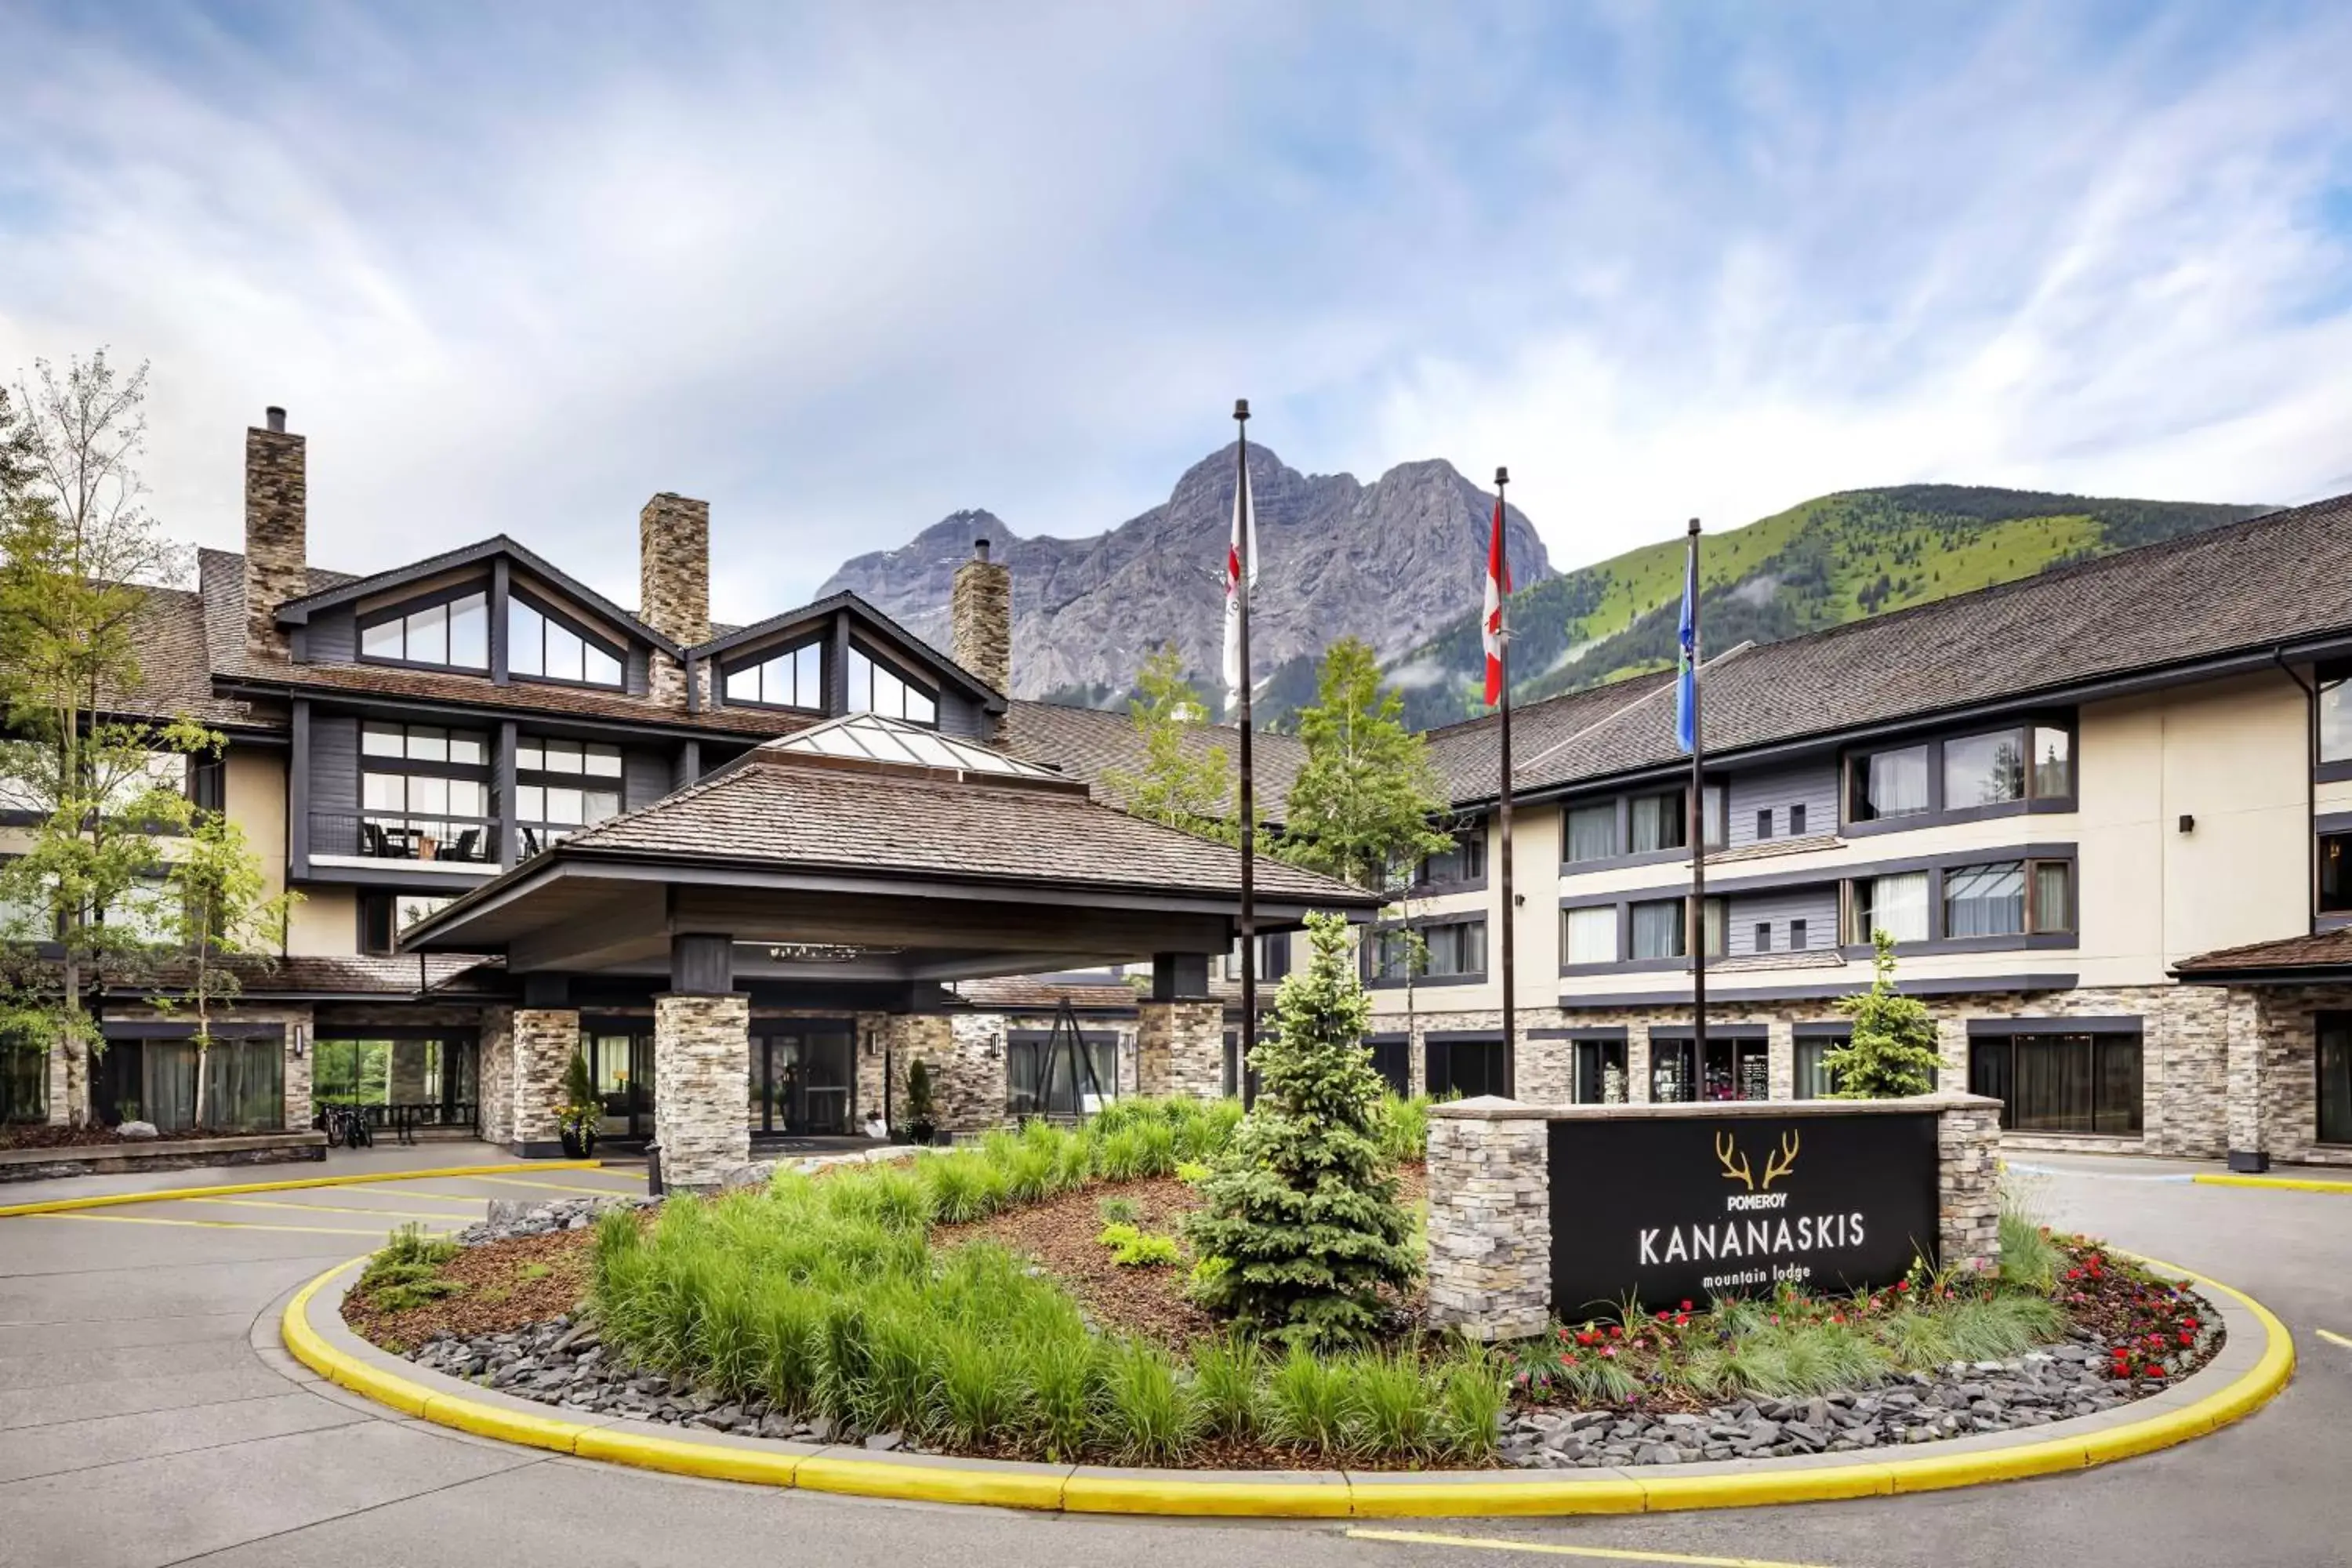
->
3, 1, 2349, 619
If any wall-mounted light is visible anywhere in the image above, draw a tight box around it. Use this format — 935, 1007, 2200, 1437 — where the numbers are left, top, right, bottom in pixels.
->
290, 1025, 307, 1060
2178, 814, 2196, 834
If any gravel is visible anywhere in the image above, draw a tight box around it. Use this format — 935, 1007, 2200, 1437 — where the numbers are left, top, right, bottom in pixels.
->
453, 1194, 660, 1247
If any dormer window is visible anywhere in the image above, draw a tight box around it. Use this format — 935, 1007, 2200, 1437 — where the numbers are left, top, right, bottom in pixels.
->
848, 642, 937, 726
722, 640, 823, 710
358, 590, 488, 670
510, 593, 623, 688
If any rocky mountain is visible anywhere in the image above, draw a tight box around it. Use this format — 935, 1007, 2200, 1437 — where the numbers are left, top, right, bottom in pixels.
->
1379, 484, 2274, 730
817, 444, 1551, 711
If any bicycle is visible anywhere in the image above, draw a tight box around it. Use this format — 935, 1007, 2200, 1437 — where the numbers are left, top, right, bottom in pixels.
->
320, 1103, 374, 1149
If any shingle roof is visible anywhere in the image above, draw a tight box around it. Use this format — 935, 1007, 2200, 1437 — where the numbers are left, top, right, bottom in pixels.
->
1423, 670, 1675, 801
2172, 927, 2352, 978
996, 700, 1310, 822
554, 747, 1375, 906
107, 584, 272, 728
93, 953, 505, 998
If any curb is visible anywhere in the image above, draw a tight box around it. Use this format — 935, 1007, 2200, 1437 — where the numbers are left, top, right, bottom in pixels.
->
2193, 1172, 2352, 1195
282, 1253, 2297, 1518
0, 1160, 611, 1219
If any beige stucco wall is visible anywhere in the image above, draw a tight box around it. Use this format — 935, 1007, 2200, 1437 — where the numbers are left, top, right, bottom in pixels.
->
223, 746, 289, 920
287, 884, 358, 957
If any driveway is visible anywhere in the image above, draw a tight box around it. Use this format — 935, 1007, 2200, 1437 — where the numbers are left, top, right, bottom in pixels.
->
0, 1146, 2343, 1568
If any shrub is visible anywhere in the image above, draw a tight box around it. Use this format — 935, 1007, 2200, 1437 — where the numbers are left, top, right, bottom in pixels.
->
1098, 1341, 1198, 1463
1095, 1222, 1181, 1268
357, 1223, 464, 1312
1433, 1346, 1508, 1463
1190, 1334, 1261, 1439
1185, 913, 1418, 1345
1174, 1160, 1211, 1185
1997, 1186, 2065, 1294
1022, 1332, 1101, 1461
1264, 1343, 1352, 1454
1376, 1094, 1432, 1164
1344, 1345, 1435, 1459
1097, 1195, 1140, 1226
903, 1058, 938, 1142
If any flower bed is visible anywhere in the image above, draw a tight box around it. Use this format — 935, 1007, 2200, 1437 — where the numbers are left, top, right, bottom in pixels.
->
343, 1102, 2220, 1472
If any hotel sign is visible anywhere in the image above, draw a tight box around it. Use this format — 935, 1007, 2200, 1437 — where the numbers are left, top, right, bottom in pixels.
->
1546, 1111, 1939, 1315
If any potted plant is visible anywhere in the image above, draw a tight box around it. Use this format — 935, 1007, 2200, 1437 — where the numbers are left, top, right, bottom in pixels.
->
557, 1051, 601, 1158
902, 1057, 939, 1146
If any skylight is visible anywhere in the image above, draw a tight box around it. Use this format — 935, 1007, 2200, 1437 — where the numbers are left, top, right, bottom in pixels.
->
761, 712, 1065, 779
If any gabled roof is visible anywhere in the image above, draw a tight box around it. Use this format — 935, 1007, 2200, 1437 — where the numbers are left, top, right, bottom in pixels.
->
270, 534, 686, 658
693, 589, 1007, 708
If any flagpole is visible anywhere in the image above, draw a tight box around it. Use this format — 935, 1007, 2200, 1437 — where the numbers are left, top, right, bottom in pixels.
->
1494, 466, 1516, 1094
1686, 517, 1707, 1081
1234, 399, 1258, 1109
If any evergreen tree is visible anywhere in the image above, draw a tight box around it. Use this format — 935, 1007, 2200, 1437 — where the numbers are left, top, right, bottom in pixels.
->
1099, 644, 1236, 843
1184, 913, 1417, 1345
1824, 931, 1943, 1098
1280, 638, 1451, 891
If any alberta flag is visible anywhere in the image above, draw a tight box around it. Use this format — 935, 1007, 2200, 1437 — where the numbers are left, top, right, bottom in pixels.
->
1674, 544, 1697, 753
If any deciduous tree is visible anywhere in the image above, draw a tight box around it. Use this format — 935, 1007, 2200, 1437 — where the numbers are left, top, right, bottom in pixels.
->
1279, 638, 1451, 891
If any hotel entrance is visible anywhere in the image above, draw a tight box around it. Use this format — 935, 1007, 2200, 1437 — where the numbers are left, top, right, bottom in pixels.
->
583, 1025, 655, 1141
750, 1022, 857, 1137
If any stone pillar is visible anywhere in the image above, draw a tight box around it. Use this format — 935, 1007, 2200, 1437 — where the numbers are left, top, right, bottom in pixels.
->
1767, 1021, 1795, 1102
1626, 1028, 1653, 1104
45, 1035, 71, 1126
655, 993, 750, 1189
950, 536, 1013, 694
281, 1012, 315, 1132
2224, 988, 2271, 1172
243, 410, 306, 662
1425, 1102, 1551, 1341
477, 1008, 515, 1146
1935, 1093, 2005, 1277
510, 1008, 578, 1152
1136, 1000, 1224, 1100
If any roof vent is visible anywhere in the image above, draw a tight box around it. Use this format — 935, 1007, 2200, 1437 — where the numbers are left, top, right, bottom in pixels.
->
265, 405, 287, 434
974, 536, 991, 562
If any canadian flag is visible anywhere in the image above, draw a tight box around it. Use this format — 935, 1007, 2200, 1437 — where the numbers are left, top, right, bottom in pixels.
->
1483, 493, 1511, 706
1221, 462, 1258, 704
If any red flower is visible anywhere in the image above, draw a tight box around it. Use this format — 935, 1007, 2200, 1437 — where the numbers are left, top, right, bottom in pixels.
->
1896, 1279, 1911, 1293
1679, 1299, 1693, 1312
1610, 1326, 1623, 1338
2147, 1366, 2165, 1378
1675, 1315, 1690, 1327
2179, 1332, 2194, 1345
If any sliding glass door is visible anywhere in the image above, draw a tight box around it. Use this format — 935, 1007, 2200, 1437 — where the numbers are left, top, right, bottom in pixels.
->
751, 1022, 856, 1135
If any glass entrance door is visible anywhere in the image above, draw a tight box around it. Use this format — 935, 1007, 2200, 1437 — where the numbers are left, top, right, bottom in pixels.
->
586, 1030, 655, 1139
751, 1022, 856, 1135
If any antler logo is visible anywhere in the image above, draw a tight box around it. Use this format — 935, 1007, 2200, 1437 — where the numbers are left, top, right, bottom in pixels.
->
1714, 1129, 1802, 1191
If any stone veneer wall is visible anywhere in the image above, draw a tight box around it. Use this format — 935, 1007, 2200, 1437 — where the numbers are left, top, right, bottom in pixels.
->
1425, 1094, 2005, 1341
1395, 982, 2232, 1159
2221, 983, 2352, 1167
477, 1007, 516, 1147
950, 553, 1012, 695
1136, 1000, 1223, 1100
242, 423, 306, 661
654, 993, 749, 1189
1425, 1109, 1551, 1341
79, 1005, 317, 1133
639, 492, 710, 705
510, 1009, 579, 1148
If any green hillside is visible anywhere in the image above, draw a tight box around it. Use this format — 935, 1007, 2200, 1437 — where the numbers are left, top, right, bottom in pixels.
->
1377, 485, 2270, 731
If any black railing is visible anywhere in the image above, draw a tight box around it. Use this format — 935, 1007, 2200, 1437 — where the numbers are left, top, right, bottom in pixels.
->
310, 812, 497, 865
313, 1099, 478, 1145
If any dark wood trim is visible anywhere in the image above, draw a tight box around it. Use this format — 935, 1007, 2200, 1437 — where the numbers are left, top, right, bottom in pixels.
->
290, 699, 311, 878
490, 557, 511, 685
1965, 1014, 2142, 1036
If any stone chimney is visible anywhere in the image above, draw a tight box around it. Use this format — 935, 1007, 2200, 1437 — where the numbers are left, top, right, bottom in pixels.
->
243, 406, 307, 662
951, 535, 1011, 694
639, 492, 710, 704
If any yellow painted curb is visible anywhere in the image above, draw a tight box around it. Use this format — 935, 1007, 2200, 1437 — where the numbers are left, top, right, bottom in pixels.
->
2193, 1172, 2352, 1194
284, 1248, 2296, 1517
0, 1160, 611, 1219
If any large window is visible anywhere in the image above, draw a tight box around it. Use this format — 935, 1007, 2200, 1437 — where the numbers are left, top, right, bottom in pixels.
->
1426, 1038, 1509, 1099
1564, 802, 1617, 862
356, 722, 492, 863
724, 641, 823, 710
1942, 731, 2024, 808
361, 590, 488, 670
1850, 870, 1929, 943
359, 891, 457, 956
1795, 1033, 1846, 1098
510, 597, 624, 687
2321, 1015, 2352, 1146
1007, 1031, 1121, 1118
2324, 834, 2352, 914
97, 1033, 284, 1133
1942, 858, 2073, 938
1969, 1031, 2143, 1135
1628, 897, 1725, 960
1849, 744, 1929, 821
1562, 905, 1617, 966
1, 1021, 45, 1123
1418, 826, 1487, 886
514, 738, 622, 855
1572, 1037, 1628, 1104
1363, 920, 1485, 982
847, 644, 938, 725
2322, 675, 2352, 764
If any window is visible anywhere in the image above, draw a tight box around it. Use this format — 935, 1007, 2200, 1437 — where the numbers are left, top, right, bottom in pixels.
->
1969, 1032, 2143, 1134
1366, 1038, 1411, 1097
1943, 731, 2026, 808
1419, 826, 1486, 885
847, 644, 938, 725
363, 722, 488, 766
102, 751, 191, 818
1628, 898, 1724, 960
1, 1019, 45, 1123
1562, 906, 1616, 965
1944, 862, 2025, 938
361, 590, 489, 670
1851, 870, 1929, 943
2321, 1016, 2352, 1146
1756, 808, 1773, 840
2030, 728, 2073, 797
2325, 676, 2352, 764
100, 877, 178, 946
1795, 1034, 1846, 1098
1629, 790, 1686, 853
2031, 861, 2073, 933
515, 738, 624, 777
1849, 744, 1929, 821
354, 724, 494, 863
359, 892, 456, 956
515, 738, 623, 851
1650, 1036, 1696, 1103
1754, 922, 1773, 953
1564, 802, 1617, 862
1007, 1032, 1120, 1118
1789, 918, 1808, 950
1222, 931, 1290, 983
1702, 1036, 1769, 1102
1426, 1038, 1508, 1098
509, 597, 624, 687
1424, 920, 1486, 978
1572, 1037, 1628, 1104
2323, 834, 2352, 914
1789, 803, 1807, 836
723, 641, 823, 710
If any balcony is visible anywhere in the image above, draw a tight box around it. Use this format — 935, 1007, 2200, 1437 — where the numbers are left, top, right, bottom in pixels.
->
309, 811, 499, 874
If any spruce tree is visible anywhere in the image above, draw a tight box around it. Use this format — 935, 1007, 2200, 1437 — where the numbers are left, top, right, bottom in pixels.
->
1824, 931, 1943, 1098
1184, 912, 1417, 1345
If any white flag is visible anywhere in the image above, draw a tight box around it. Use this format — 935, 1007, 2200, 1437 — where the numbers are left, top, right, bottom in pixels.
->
1221, 464, 1258, 704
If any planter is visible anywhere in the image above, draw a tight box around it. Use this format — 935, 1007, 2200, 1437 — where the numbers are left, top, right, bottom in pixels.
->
560, 1125, 597, 1160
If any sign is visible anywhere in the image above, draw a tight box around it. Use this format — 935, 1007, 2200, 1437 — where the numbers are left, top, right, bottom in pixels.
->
1547, 1112, 1938, 1315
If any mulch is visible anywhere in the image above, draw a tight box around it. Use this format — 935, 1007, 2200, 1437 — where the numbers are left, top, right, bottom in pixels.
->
342, 1229, 595, 1354
939, 1164, 1429, 1351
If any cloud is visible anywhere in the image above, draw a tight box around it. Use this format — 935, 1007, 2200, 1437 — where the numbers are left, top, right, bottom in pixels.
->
1, 2, 2347, 619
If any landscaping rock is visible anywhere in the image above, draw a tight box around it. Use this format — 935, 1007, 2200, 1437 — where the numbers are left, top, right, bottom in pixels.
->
116, 1121, 158, 1140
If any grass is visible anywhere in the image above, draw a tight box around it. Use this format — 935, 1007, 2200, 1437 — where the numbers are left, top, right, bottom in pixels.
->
353, 1223, 464, 1312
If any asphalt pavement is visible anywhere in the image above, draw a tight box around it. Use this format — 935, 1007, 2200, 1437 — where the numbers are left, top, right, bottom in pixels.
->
0, 1145, 2343, 1568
